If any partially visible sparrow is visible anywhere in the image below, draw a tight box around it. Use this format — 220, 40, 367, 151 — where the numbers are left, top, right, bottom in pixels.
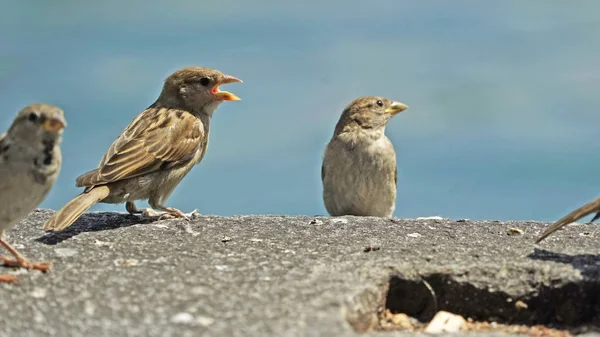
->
0, 103, 66, 283
536, 196, 600, 243
322, 96, 408, 217
43, 66, 242, 232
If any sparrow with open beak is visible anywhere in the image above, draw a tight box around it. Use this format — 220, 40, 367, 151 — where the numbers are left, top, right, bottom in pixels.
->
322, 96, 408, 217
43, 66, 242, 232
0, 103, 66, 282
536, 196, 600, 243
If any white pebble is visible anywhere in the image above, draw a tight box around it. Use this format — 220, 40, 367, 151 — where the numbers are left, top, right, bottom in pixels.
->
113, 258, 139, 267
424, 311, 466, 334
171, 312, 194, 324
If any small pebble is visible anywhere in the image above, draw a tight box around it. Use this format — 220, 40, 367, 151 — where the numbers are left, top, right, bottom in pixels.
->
221, 236, 232, 243
424, 311, 466, 334
407, 233, 422, 238
170, 312, 215, 326
171, 312, 194, 324
113, 258, 139, 267
309, 219, 323, 226
507, 227, 524, 236
515, 300, 528, 310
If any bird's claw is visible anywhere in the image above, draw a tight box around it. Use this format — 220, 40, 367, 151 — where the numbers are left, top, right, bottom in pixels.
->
0, 256, 50, 273
0, 274, 18, 283
141, 209, 164, 217
182, 209, 199, 220
142, 208, 199, 220
158, 209, 198, 220
157, 213, 178, 220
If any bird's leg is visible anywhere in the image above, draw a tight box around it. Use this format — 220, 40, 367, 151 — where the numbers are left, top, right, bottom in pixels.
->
154, 206, 186, 220
588, 212, 600, 225
126, 201, 143, 215
0, 238, 50, 273
0, 274, 18, 283
148, 199, 198, 220
127, 201, 175, 218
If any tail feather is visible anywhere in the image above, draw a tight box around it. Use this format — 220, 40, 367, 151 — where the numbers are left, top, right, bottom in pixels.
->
43, 186, 110, 231
536, 196, 600, 243
75, 168, 100, 187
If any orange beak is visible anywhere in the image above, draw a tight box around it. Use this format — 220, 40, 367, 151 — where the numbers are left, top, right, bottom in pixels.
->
212, 74, 243, 101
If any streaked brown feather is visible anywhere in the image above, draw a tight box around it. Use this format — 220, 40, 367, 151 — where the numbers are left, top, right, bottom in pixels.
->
75, 107, 204, 187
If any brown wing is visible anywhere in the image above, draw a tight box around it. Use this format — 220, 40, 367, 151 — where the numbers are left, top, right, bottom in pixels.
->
76, 107, 204, 187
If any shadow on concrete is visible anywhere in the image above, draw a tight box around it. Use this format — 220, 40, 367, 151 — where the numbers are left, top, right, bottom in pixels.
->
35, 212, 158, 245
528, 248, 600, 279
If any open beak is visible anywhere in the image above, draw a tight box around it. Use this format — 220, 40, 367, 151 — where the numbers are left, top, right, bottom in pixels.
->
212, 74, 243, 101
384, 101, 408, 115
42, 114, 66, 132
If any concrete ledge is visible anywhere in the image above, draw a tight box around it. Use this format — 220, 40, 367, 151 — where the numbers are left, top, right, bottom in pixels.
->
1, 210, 599, 336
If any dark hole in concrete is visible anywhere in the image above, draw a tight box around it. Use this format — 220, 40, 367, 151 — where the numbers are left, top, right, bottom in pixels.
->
384, 274, 600, 329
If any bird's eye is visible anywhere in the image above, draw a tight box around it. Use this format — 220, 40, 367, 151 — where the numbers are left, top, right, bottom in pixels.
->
28, 112, 38, 122
199, 77, 211, 86
376, 100, 383, 107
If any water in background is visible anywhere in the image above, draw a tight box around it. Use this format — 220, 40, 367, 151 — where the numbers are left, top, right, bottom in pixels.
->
1, 1, 599, 221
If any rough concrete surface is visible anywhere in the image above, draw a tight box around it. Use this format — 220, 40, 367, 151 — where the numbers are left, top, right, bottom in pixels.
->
1, 210, 600, 337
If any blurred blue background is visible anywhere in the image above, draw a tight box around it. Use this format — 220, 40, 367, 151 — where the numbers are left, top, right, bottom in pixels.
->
1, 1, 599, 221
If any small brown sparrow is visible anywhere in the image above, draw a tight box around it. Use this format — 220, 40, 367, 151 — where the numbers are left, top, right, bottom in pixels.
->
0, 103, 66, 282
536, 196, 600, 243
322, 96, 408, 217
43, 66, 242, 232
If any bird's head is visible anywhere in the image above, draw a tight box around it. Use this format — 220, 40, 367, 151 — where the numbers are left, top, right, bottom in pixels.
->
9, 103, 66, 145
335, 96, 408, 134
158, 66, 242, 116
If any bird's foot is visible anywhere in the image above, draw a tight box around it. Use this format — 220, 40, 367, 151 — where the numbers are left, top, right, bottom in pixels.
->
157, 209, 199, 220
142, 208, 199, 220
0, 256, 50, 273
141, 208, 165, 218
141, 208, 198, 220
0, 274, 18, 283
